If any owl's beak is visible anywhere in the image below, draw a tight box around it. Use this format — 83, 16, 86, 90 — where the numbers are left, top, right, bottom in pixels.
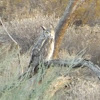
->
41, 26, 46, 30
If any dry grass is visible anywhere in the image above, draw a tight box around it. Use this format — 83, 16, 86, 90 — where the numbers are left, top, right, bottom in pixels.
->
0, 13, 59, 53
61, 25, 100, 66
0, 14, 100, 100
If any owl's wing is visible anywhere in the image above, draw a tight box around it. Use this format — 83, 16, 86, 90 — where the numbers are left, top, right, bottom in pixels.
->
28, 33, 49, 68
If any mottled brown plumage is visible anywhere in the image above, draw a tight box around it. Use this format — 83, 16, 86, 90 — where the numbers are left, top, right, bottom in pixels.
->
28, 26, 55, 75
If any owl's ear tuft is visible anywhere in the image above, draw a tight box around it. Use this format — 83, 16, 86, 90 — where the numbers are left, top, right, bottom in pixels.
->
41, 26, 46, 30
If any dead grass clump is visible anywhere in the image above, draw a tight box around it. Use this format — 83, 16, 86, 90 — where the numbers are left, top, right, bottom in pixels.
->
61, 25, 100, 66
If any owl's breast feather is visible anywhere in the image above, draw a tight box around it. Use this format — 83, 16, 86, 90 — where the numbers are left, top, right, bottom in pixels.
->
45, 38, 55, 61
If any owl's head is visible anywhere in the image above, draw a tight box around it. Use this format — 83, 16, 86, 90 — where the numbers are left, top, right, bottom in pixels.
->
41, 26, 55, 39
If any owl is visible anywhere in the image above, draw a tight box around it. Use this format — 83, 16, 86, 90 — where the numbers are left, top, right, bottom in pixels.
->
28, 26, 55, 75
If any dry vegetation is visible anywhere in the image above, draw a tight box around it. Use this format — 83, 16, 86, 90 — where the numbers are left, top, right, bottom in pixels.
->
0, 0, 100, 100
0, 16, 100, 100
0, 0, 100, 24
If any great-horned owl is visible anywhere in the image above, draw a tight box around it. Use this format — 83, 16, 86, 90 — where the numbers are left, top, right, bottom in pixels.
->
28, 26, 55, 75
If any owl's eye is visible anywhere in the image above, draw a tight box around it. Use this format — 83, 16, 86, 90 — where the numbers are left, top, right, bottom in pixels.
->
44, 30, 49, 34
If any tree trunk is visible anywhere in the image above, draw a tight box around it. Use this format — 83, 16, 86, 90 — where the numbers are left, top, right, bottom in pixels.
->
53, 0, 85, 59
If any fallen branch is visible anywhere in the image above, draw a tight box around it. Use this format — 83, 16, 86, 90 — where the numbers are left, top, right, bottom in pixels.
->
19, 58, 100, 80
45, 58, 100, 78
1, 58, 100, 95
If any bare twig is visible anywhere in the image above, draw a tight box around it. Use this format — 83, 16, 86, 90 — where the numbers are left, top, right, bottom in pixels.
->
0, 18, 18, 45
0, 18, 23, 75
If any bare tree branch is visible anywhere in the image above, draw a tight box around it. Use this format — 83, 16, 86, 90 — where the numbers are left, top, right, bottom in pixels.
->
45, 58, 100, 78
0, 18, 18, 45
0, 18, 23, 75
2, 58, 100, 95
53, 0, 86, 59
19, 58, 100, 80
